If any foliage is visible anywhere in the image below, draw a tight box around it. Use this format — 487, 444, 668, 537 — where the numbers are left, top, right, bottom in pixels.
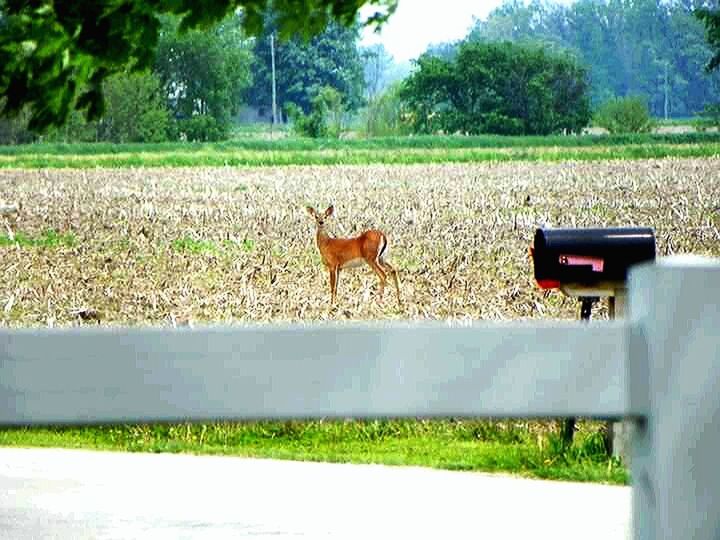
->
286, 103, 324, 138
155, 15, 253, 133
361, 82, 408, 136
0, 101, 35, 144
360, 43, 393, 99
696, 7, 720, 72
318, 86, 346, 137
247, 17, 365, 118
286, 86, 346, 138
40, 72, 171, 143
465, 0, 720, 118
693, 104, 720, 131
594, 96, 654, 134
44, 110, 98, 143
0, 0, 397, 131
96, 72, 170, 143
400, 41, 591, 136
176, 114, 228, 142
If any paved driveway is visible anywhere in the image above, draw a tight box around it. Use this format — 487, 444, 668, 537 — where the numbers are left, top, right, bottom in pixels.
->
0, 447, 631, 539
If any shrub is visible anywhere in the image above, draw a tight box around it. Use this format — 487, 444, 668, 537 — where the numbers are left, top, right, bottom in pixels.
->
0, 102, 37, 144
361, 82, 411, 137
95, 72, 171, 143
286, 102, 327, 138
286, 86, 350, 138
594, 96, 654, 134
177, 115, 228, 142
693, 104, 720, 132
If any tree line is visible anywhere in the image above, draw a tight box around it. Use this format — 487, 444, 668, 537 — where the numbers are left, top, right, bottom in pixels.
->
1, 0, 719, 143
1, 8, 368, 143
465, 0, 720, 118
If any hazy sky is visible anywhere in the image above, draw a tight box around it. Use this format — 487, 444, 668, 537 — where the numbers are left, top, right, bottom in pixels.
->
361, 0, 576, 63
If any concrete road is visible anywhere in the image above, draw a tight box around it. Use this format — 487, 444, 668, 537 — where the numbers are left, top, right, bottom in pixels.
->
0, 447, 631, 539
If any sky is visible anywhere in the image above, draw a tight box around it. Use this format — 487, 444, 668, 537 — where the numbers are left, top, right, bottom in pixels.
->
361, 0, 576, 63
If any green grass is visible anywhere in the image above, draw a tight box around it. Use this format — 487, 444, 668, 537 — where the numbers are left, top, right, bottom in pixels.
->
171, 236, 255, 254
171, 237, 219, 254
0, 420, 628, 485
0, 229, 76, 248
4, 132, 720, 154
0, 133, 719, 168
0, 143, 718, 168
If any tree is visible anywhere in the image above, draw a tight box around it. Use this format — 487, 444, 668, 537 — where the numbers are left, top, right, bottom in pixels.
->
97, 72, 170, 143
362, 81, 408, 136
400, 41, 591, 136
247, 16, 365, 118
0, 0, 397, 131
0, 101, 35, 144
594, 96, 654, 134
466, 0, 720, 118
361, 43, 393, 99
155, 15, 253, 131
286, 85, 347, 138
697, 7, 720, 71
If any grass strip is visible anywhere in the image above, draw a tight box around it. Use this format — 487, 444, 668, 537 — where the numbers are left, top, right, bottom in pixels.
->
2, 132, 720, 156
0, 143, 718, 168
0, 420, 629, 485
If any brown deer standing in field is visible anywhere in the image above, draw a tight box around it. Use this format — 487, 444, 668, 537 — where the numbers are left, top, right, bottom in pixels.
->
306, 205, 401, 308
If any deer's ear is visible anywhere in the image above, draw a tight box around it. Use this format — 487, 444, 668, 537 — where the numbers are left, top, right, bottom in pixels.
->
325, 205, 334, 217
306, 206, 316, 217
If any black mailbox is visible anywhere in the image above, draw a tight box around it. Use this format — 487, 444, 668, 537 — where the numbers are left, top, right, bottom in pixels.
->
531, 227, 656, 296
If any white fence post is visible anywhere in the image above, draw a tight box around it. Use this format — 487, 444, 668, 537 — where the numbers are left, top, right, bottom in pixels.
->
628, 257, 720, 540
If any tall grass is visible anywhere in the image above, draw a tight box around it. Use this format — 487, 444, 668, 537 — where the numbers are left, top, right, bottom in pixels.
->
0, 419, 628, 484
0, 141, 718, 168
1, 131, 719, 155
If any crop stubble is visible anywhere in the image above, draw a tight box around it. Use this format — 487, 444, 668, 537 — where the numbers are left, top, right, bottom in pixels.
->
1, 158, 719, 327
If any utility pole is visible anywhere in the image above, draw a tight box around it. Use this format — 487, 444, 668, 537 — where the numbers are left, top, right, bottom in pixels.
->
664, 61, 669, 121
270, 32, 278, 137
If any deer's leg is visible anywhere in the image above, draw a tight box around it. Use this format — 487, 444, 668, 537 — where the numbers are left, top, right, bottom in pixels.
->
367, 259, 387, 301
329, 266, 340, 305
328, 268, 336, 305
380, 260, 402, 307
334, 267, 340, 304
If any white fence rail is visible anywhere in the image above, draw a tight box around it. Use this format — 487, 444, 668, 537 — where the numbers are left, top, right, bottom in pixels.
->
2, 258, 720, 540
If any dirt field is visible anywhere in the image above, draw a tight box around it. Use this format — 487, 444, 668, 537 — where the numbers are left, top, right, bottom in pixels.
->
1, 158, 719, 327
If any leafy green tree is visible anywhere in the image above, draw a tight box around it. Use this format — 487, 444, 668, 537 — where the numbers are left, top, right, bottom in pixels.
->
400, 41, 591, 136
286, 85, 345, 138
361, 82, 408, 136
248, 16, 365, 118
178, 114, 226, 141
155, 15, 253, 132
466, 0, 720, 118
361, 43, 393, 99
0, 0, 396, 131
696, 7, 720, 71
594, 96, 654, 134
397, 55, 455, 134
96, 72, 170, 143
0, 100, 35, 144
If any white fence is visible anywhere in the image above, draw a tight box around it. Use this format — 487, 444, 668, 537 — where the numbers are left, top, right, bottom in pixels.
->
2, 257, 719, 540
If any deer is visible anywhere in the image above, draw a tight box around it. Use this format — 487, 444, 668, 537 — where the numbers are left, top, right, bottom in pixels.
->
306, 205, 401, 308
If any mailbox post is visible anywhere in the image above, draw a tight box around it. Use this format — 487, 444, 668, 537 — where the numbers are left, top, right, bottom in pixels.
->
531, 227, 656, 457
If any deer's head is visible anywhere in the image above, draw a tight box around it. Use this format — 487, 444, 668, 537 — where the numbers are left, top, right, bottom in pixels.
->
306, 205, 334, 229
